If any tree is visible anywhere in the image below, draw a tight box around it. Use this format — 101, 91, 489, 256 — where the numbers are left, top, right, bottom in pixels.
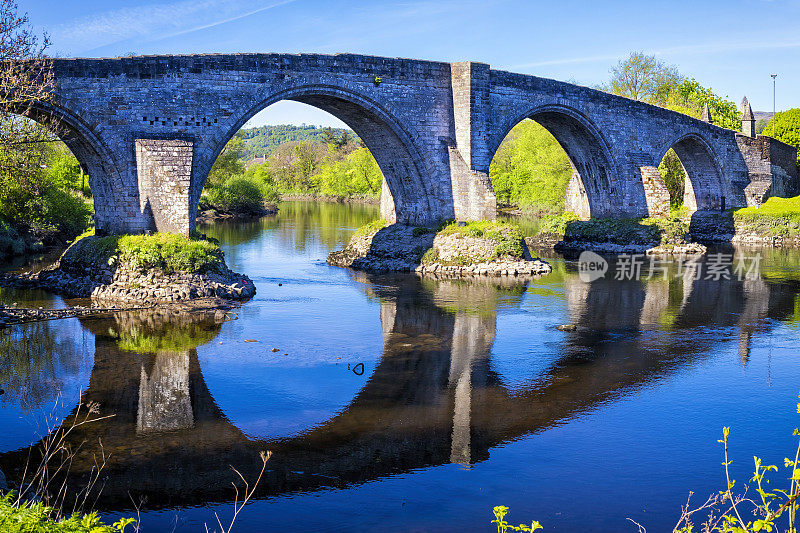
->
0, 1, 58, 211
608, 52, 680, 103
760, 109, 800, 170
207, 132, 245, 189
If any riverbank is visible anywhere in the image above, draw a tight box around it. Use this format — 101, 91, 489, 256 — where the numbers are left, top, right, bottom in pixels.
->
328, 220, 552, 277
0, 232, 255, 306
280, 192, 379, 205
196, 202, 278, 223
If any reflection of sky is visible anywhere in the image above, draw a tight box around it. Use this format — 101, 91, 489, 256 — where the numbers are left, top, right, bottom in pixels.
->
0, 319, 94, 451
199, 203, 384, 439
198, 277, 384, 440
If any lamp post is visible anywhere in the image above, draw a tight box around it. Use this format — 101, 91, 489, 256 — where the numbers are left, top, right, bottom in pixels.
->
771, 74, 777, 137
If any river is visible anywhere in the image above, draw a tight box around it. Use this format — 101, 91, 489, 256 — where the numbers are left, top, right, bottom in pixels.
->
1, 200, 799, 532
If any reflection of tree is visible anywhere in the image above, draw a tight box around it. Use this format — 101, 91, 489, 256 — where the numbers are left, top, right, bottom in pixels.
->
201, 201, 379, 262
0, 321, 87, 410
82, 308, 224, 353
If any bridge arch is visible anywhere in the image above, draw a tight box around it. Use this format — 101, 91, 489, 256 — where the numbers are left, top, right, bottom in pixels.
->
489, 104, 621, 219
196, 85, 438, 226
658, 133, 725, 212
11, 101, 128, 233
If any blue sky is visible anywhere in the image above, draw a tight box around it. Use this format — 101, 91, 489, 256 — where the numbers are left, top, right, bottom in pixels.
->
25, 0, 800, 128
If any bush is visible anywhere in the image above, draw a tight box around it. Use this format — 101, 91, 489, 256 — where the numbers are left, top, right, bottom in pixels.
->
203, 173, 278, 215
72, 233, 224, 274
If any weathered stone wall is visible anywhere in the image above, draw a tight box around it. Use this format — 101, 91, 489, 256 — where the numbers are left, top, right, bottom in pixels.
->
736, 134, 799, 205
136, 139, 193, 234
640, 166, 671, 218
26, 53, 798, 235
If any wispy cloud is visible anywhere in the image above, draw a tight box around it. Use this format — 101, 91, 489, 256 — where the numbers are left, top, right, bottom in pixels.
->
50, 0, 297, 55
504, 39, 800, 71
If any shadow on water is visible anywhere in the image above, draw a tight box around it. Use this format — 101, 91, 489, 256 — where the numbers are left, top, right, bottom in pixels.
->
0, 260, 796, 511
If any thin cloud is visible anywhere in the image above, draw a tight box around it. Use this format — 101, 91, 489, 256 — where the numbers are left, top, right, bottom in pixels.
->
50, 0, 296, 55
161, 0, 298, 40
505, 39, 800, 71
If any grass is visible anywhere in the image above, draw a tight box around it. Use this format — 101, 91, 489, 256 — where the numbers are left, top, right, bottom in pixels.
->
533, 211, 690, 246
733, 195, 800, 237
0, 493, 135, 533
65, 231, 224, 274
352, 217, 388, 239
435, 220, 526, 259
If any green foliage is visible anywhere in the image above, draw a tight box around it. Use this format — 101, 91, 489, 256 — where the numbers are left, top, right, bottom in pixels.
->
491, 506, 543, 532
0, 137, 92, 245
489, 119, 572, 213
114, 323, 220, 353
734, 195, 800, 237
760, 109, 800, 170
607, 52, 681, 103
352, 217, 388, 238
0, 493, 135, 533
76, 233, 223, 274
604, 53, 740, 131
239, 124, 357, 160
437, 220, 526, 259
203, 173, 279, 215
659, 149, 686, 208
665, 78, 740, 131
534, 212, 689, 246
207, 132, 246, 190
536, 212, 581, 235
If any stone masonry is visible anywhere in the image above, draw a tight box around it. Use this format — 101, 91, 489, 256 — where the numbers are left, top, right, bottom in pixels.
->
21, 53, 799, 235
136, 139, 193, 235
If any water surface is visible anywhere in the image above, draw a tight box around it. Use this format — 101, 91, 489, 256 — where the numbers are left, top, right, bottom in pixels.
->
1, 200, 799, 532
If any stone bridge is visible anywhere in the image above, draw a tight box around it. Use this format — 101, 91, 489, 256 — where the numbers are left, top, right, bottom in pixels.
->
26, 53, 799, 234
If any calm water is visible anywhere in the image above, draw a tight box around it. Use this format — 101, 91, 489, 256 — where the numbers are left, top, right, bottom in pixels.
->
1, 201, 800, 532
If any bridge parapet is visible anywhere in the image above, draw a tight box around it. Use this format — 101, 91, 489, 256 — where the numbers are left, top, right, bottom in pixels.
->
15, 53, 796, 234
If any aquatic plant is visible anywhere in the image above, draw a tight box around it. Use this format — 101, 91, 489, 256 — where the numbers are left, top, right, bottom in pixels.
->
491, 506, 542, 532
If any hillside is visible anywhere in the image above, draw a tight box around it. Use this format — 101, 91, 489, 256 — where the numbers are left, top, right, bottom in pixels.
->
239, 124, 357, 160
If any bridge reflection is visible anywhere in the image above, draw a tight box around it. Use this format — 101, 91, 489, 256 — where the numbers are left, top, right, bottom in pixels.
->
0, 270, 795, 510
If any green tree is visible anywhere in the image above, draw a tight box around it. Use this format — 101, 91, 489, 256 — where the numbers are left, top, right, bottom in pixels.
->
607, 51, 681, 103
760, 109, 800, 170
207, 132, 245, 189
489, 119, 572, 213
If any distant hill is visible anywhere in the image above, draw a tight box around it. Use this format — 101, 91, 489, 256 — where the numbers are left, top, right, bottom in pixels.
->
239, 124, 356, 161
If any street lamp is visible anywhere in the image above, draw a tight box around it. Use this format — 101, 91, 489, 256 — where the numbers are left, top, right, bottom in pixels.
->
771, 74, 777, 137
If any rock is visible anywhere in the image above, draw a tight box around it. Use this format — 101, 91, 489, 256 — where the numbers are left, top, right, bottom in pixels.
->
556, 324, 578, 332
0, 467, 6, 491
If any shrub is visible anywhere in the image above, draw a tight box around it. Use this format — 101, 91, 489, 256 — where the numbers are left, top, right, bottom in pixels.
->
203, 173, 278, 215
71, 233, 224, 274
0, 493, 135, 533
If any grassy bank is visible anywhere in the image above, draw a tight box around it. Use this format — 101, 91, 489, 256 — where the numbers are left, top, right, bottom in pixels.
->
733, 196, 800, 238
